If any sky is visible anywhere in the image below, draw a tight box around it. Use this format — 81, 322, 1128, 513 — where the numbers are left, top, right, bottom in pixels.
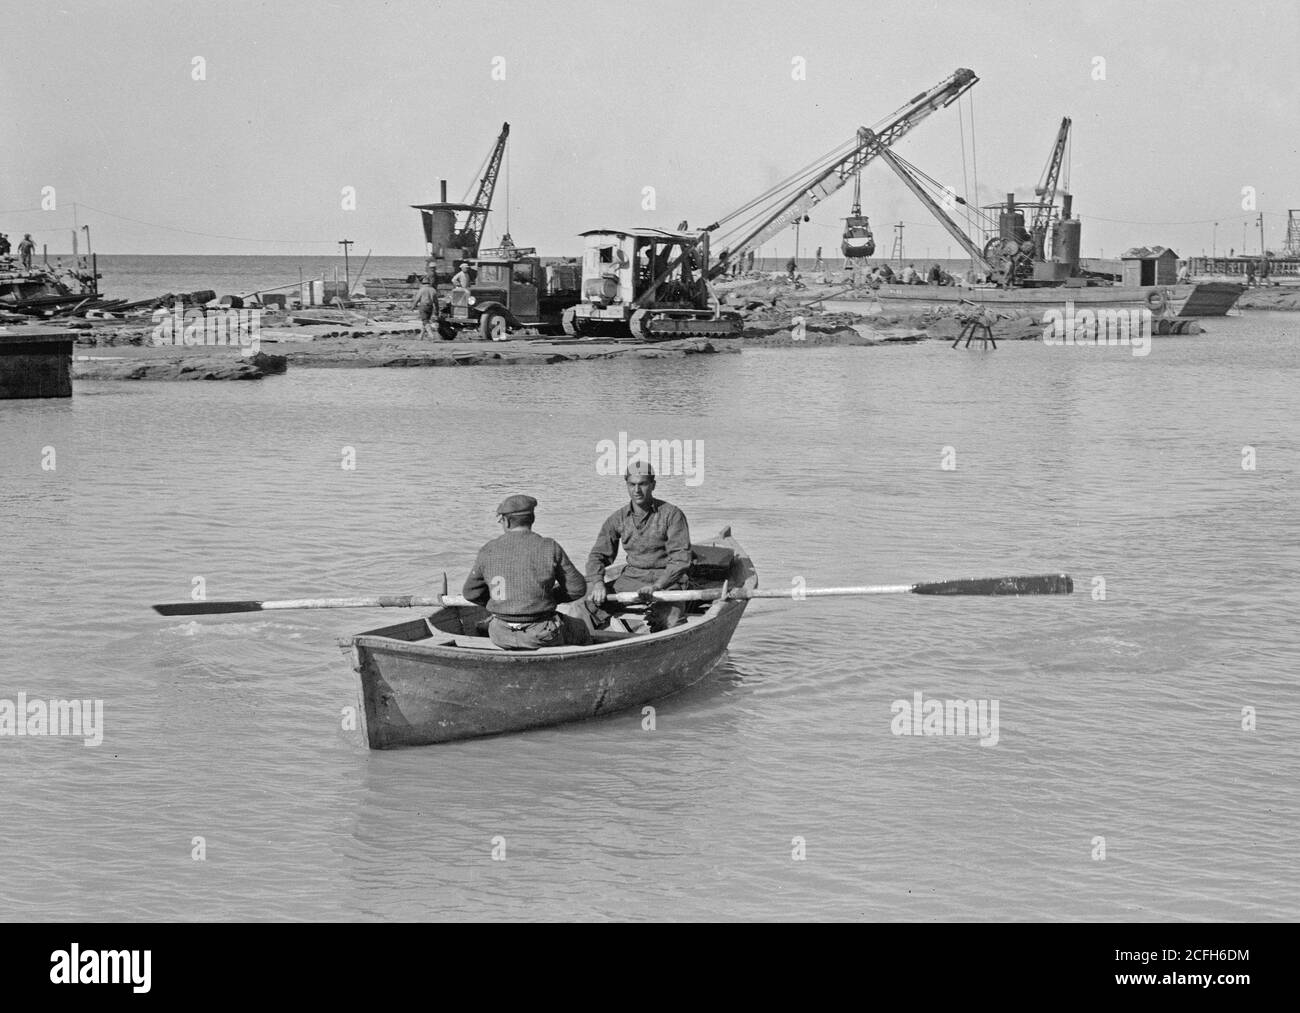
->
3, 0, 1296, 260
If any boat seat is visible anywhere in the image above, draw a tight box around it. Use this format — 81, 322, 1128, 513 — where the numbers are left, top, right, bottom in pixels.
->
451, 636, 505, 649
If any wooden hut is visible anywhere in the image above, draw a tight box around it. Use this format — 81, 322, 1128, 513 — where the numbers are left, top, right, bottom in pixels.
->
1121, 246, 1179, 287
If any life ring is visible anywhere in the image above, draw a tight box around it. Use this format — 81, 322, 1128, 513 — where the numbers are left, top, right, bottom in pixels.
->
1146, 289, 1166, 312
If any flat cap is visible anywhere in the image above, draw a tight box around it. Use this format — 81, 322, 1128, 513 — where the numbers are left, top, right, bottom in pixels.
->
496, 494, 538, 516
625, 460, 655, 478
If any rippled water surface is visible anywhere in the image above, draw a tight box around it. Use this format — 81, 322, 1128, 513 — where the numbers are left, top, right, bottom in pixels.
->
2, 312, 1298, 920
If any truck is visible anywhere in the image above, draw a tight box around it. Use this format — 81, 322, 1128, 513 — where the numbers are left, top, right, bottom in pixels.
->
440, 251, 581, 340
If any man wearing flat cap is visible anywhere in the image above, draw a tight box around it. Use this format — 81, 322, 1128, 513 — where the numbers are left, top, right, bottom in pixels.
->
462, 494, 592, 650
585, 461, 692, 633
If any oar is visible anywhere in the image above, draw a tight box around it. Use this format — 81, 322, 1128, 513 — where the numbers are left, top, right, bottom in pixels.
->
153, 573, 1072, 616
152, 595, 442, 616
437, 573, 1073, 606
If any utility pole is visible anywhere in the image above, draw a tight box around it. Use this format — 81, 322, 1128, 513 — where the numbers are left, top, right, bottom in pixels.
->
1257, 212, 1265, 256
338, 238, 354, 294
892, 221, 905, 266
1212, 222, 1218, 261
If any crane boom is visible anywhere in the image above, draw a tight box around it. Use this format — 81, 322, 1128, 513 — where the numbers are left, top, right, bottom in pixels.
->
873, 144, 994, 274
459, 122, 510, 256
1031, 117, 1071, 234
708, 68, 978, 278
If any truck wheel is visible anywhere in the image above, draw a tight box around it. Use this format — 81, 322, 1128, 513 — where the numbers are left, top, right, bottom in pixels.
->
479, 310, 508, 341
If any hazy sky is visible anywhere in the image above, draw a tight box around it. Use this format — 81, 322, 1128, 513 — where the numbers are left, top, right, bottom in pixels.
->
3, 0, 1296, 259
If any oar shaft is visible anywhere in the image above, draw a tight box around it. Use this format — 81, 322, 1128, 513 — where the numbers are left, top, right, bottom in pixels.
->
260, 596, 444, 610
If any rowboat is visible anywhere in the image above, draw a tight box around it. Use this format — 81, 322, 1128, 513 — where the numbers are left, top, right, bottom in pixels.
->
348, 526, 756, 748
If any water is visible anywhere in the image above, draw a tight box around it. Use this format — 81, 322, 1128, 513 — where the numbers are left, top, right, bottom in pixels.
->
2, 312, 1298, 920
86, 254, 431, 303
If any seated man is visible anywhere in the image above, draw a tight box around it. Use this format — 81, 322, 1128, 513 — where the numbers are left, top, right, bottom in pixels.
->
462, 495, 592, 650
585, 461, 691, 633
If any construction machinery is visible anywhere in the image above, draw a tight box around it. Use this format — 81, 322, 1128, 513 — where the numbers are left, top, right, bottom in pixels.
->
566, 68, 980, 340
441, 251, 581, 340
563, 228, 739, 340
863, 114, 1082, 287
412, 122, 509, 281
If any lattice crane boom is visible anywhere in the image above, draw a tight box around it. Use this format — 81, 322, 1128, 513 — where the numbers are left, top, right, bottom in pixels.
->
707, 68, 979, 278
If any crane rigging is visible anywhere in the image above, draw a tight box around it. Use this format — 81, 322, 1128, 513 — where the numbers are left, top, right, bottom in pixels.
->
564, 69, 980, 340
411, 122, 510, 280
856, 113, 1083, 287
705, 67, 979, 279
1030, 117, 1071, 257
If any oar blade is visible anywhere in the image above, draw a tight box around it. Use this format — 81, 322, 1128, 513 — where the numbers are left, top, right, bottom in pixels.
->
152, 600, 265, 616
911, 574, 1074, 596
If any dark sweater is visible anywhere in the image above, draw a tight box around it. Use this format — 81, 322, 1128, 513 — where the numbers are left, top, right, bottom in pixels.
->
462, 530, 587, 621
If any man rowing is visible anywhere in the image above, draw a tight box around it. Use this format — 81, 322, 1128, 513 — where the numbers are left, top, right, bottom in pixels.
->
585, 461, 692, 633
462, 495, 592, 650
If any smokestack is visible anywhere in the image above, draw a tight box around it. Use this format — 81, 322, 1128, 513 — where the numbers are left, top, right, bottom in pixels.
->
1061, 193, 1073, 220
440, 179, 447, 203
1006, 193, 1016, 213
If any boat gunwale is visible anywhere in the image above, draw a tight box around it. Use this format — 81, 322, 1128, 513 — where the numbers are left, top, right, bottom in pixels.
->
350, 530, 756, 663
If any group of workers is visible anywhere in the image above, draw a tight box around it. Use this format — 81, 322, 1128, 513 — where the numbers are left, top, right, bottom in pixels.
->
461, 461, 692, 650
0, 232, 37, 268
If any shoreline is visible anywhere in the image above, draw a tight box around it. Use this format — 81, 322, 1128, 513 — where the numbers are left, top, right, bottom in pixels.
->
17, 270, 1287, 382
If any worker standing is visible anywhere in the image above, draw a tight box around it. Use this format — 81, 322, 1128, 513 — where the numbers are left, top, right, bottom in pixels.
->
412, 274, 440, 340
17, 233, 36, 269
452, 261, 472, 290
814, 246, 823, 271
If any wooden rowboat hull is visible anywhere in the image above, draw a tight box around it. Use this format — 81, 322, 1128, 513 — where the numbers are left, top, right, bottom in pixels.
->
349, 529, 755, 748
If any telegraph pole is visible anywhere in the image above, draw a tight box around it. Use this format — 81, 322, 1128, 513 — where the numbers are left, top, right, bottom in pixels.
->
1257, 213, 1265, 256
338, 239, 354, 294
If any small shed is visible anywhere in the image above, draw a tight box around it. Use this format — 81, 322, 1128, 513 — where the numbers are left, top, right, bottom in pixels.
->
1121, 246, 1179, 287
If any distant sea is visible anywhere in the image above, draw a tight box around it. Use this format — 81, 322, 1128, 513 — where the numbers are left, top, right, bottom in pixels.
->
64, 253, 1121, 304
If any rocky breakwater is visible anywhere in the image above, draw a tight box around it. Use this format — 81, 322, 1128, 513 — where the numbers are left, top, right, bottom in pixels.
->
273, 333, 732, 368
73, 347, 287, 381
